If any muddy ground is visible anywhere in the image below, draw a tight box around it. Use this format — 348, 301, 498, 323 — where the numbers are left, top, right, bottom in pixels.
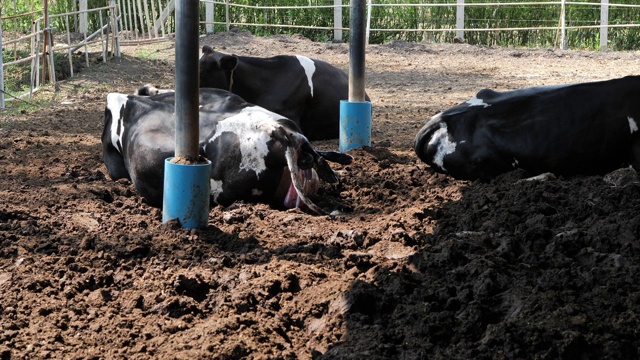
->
1, 31, 640, 359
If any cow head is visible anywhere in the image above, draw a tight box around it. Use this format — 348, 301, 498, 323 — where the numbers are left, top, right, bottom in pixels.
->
102, 93, 131, 181
200, 45, 239, 90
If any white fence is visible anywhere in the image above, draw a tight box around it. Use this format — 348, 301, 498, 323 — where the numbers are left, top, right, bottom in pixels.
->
201, 0, 640, 50
3, 0, 640, 109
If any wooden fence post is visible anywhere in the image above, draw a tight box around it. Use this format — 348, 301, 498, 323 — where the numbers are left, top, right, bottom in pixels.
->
366, 0, 371, 45
334, 0, 342, 42
79, 0, 88, 33
456, 0, 464, 41
600, 0, 608, 50
225, 0, 229, 32
560, 0, 567, 49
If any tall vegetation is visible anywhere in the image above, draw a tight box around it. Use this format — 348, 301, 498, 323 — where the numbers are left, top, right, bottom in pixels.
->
2, 0, 640, 50
210, 0, 640, 50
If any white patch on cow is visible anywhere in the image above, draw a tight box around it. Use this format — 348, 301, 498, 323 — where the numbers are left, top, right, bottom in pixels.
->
210, 179, 224, 203
207, 106, 285, 176
512, 158, 519, 168
428, 123, 457, 172
106, 93, 129, 153
628, 116, 638, 134
466, 96, 491, 108
295, 55, 316, 97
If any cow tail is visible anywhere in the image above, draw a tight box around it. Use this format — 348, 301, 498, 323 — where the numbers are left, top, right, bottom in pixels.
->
284, 139, 326, 215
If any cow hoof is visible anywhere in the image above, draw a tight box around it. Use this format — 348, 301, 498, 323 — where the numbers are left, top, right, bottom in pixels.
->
517, 172, 557, 183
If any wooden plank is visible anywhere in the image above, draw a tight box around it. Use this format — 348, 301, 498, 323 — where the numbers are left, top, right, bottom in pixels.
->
152, 0, 175, 36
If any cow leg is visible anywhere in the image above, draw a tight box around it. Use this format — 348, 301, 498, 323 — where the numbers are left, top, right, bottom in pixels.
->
629, 138, 640, 171
316, 150, 353, 165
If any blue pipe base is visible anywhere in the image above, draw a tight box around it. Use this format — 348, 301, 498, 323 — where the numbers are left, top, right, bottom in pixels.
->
162, 158, 211, 229
339, 100, 372, 152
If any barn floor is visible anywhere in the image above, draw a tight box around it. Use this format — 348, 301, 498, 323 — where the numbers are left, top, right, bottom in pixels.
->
1, 32, 640, 359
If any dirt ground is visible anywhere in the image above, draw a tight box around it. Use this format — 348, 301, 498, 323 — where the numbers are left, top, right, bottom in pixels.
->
2, 31, 640, 359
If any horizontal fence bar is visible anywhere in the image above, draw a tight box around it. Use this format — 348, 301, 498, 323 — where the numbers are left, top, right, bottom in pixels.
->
2, 31, 44, 46
210, 1, 347, 10
36, 5, 117, 21
2, 55, 38, 68
1, 10, 42, 21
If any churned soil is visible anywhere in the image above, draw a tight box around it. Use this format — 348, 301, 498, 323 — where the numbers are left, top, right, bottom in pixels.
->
1, 31, 640, 359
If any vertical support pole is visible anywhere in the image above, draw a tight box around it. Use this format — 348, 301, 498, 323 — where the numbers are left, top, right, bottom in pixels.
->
79, 0, 88, 34
134, 0, 143, 38
174, 0, 200, 161
456, 0, 465, 41
340, 0, 372, 152
29, 20, 36, 100
157, 0, 167, 37
225, 0, 230, 32
149, 0, 159, 37
46, 29, 55, 86
66, 15, 73, 77
600, 0, 608, 50
142, 0, 153, 37
111, 0, 121, 58
127, 0, 137, 40
206, 0, 214, 33
99, 10, 106, 62
348, 0, 366, 103
334, 0, 342, 42
42, 0, 49, 85
560, 0, 567, 49
366, 0, 371, 45
163, 0, 210, 229
35, 21, 41, 88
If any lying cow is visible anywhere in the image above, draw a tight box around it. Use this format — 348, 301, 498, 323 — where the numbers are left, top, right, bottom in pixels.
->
199, 45, 370, 141
102, 86, 353, 213
415, 75, 640, 180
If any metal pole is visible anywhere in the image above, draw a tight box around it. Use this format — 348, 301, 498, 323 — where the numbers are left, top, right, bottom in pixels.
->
348, 0, 366, 102
339, 0, 371, 152
174, 0, 200, 160
163, 0, 210, 229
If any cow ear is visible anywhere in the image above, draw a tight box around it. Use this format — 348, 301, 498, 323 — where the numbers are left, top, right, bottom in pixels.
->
202, 45, 214, 54
219, 56, 238, 71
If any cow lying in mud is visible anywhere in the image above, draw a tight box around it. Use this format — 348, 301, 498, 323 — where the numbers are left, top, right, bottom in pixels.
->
102, 85, 353, 213
199, 45, 370, 141
415, 75, 640, 180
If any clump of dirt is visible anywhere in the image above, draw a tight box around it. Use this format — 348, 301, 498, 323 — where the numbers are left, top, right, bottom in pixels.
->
1, 32, 639, 359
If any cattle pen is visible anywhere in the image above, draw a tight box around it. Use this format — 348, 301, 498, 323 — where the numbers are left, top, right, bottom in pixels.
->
3, 1, 640, 359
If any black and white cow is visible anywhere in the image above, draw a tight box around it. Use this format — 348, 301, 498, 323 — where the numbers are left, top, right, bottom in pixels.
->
199, 45, 370, 141
102, 86, 353, 213
415, 75, 640, 180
